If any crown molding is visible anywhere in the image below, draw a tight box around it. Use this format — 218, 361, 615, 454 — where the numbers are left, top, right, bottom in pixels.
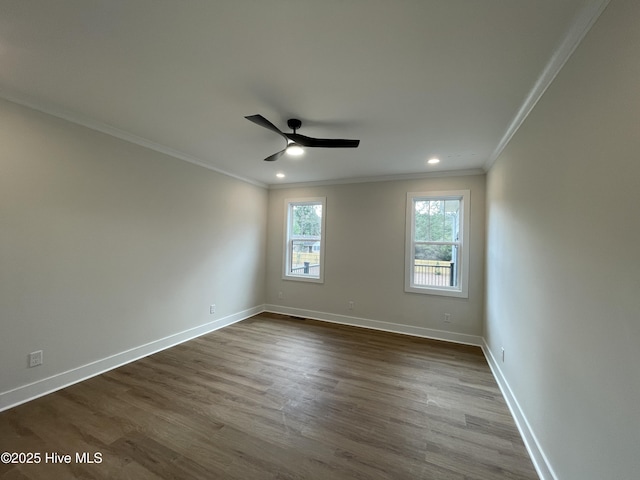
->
268, 168, 486, 190
484, 0, 611, 172
0, 90, 268, 189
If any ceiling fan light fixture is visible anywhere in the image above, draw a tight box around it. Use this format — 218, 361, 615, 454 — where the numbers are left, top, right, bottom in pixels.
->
286, 143, 304, 156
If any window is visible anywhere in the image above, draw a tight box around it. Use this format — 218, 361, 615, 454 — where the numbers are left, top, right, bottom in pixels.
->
284, 197, 326, 282
405, 190, 470, 297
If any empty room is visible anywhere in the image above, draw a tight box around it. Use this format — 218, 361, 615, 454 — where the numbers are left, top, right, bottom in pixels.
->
1, 1, 638, 479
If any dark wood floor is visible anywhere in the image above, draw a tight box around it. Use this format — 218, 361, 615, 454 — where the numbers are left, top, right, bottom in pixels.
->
0, 314, 538, 479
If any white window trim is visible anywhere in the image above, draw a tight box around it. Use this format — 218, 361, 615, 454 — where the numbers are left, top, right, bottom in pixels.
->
283, 197, 326, 283
405, 190, 470, 298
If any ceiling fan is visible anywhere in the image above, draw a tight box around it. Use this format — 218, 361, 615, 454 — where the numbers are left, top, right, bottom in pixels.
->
245, 114, 360, 162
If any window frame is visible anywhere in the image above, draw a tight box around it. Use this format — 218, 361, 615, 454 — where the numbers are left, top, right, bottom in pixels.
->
283, 197, 327, 283
405, 190, 470, 298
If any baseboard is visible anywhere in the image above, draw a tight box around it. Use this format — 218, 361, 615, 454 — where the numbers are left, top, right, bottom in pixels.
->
264, 304, 483, 347
0, 305, 263, 412
482, 340, 557, 480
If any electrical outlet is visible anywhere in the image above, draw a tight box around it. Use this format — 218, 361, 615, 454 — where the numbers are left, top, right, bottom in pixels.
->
348, 301, 354, 310
278, 291, 284, 300
443, 313, 451, 323
210, 304, 216, 314
29, 350, 43, 368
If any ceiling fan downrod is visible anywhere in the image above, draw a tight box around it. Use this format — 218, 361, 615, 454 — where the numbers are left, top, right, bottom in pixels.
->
287, 118, 302, 134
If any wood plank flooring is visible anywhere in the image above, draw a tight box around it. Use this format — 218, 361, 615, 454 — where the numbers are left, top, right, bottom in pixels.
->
0, 314, 538, 479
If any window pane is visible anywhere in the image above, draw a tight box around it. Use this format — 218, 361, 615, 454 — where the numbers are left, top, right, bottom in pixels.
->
413, 244, 457, 287
443, 200, 460, 241
289, 239, 320, 276
414, 199, 460, 242
428, 200, 444, 242
414, 200, 430, 241
292, 204, 322, 236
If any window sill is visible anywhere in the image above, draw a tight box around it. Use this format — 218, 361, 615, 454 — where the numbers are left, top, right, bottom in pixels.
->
405, 285, 468, 298
283, 274, 324, 284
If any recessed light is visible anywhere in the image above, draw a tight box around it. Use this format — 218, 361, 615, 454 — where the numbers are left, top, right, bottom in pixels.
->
428, 158, 440, 165
276, 172, 285, 178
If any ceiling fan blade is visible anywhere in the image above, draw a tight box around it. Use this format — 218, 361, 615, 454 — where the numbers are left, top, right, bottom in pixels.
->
245, 114, 288, 140
264, 148, 287, 162
286, 133, 360, 148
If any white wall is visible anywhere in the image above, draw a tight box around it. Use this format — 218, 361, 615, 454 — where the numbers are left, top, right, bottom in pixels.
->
0, 98, 267, 406
484, 0, 640, 478
266, 175, 485, 341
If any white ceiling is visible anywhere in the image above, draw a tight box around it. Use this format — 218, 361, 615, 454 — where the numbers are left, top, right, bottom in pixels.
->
0, 0, 606, 187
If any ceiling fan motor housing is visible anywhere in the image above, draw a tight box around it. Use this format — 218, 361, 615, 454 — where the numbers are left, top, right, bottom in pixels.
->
287, 118, 302, 132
